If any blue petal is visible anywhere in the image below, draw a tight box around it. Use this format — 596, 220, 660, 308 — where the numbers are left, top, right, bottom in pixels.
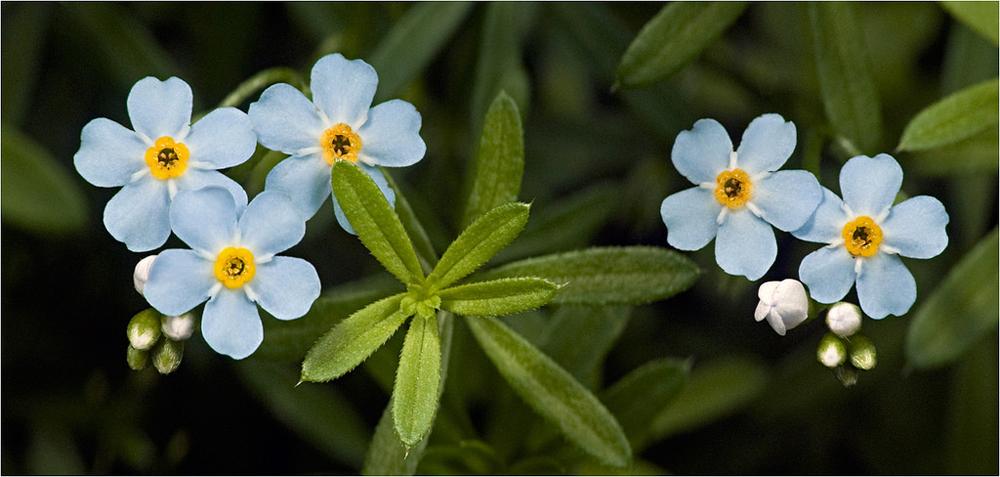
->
201, 289, 262, 359
715, 210, 776, 280
671, 118, 732, 184
248, 83, 324, 155
169, 187, 239, 255
127, 77, 192, 140
239, 191, 306, 257
839, 153, 903, 216
358, 100, 426, 167
74, 118, 147, 187
881, 196, 949, 259
735, 113, 796, 174
103, 177, 170, 252
857, 252, 916, 319
263, 154, 331, 220
185, 107, 257, 169
176, 168, 249, 213
798, 245, 857, 303
250, 256, 321, 320
332, 164, 396, 235
660, 187, 721, 251
311, 53, 377, 126
792, 187, 848, 244
143, 249, 214, 316
751, 170, 822, 232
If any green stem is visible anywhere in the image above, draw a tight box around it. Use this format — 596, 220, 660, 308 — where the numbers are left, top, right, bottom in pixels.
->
218, 67, 307, 108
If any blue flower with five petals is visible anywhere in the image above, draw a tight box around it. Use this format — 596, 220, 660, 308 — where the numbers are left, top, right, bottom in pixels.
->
793, 154, 948, 319
248, 53, 426, 233
74, 77, 256, 252
660, 114, 822, 280
143, 187, 321, 359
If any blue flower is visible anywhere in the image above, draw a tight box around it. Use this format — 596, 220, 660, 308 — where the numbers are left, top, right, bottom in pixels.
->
143, 187, 321, 359
247, 53, 426, 233
794, 154, 948, 319
660, 114, 822, 280
74, 77, 256, 252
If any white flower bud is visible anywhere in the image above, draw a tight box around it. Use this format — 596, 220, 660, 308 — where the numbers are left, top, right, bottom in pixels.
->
826, 302, 862, 337
754, 279, 809, 336
127, 309, 162, 350
133, 255, 158, 296
817, 333, 847, 368
161, 313, 195, 341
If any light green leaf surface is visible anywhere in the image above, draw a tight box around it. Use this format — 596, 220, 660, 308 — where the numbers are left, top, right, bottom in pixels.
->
428, 202, 530, 290
898, 79, 999, 151
601, 358, 690, 448
908, 128, 999, 176
462, 92, 525, 227
439, 278, 558, 317
393, 314, 442, 446
383, 169, 439, 272
940, 1, 999, 45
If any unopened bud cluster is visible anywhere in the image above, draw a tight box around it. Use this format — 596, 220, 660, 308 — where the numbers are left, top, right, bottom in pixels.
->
816, 302, 877, 386
126, 308, 196, 375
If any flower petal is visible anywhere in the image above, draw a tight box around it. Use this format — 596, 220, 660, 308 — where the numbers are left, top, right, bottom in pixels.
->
857, 253, 916, 319
660, 187, 721, 251
751, 170, 822, 232
127, 77, 192, 140
143, 249, 214, 316
671, 118, 732, 184
103, 177, 170, 252
839, 153, 903, 217
311, 53, 378, 126
185, 107, 257, 169
202, 289, 262, 359
715, 210, 776, 280
176, 168, 249, 212
248, 83, 324, 155
169, 186, 239, 255
798, 246, 856, 303
332, 164, 396, 235
735, 113, 796, 174
792, 187, 849, 244
358, 100, 426, 167
74, 118, 147, 187
250, 256, 321, 320
765, 310, 788, 336
881, 196, 949, 259
239, 191, 306, 257
263, 154, 331, 220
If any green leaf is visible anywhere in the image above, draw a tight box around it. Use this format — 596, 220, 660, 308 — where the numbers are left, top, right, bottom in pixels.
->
466, 316, 632, 467
462, 92, 525, 227
539, 305, 631, 386
908, 128, 999, 176
332, 161, 424, 285
479, 247, 700, 306
393, 314, 442, 446
439, 278, 558, 317
946, 338, 999, 474
427, 202, 530, 290
940, 1, 999, 45
369, 2, 474, 101
810, 2, 883, 153
616, 2, 748, 88
218, 67, 306, 108
898, 79, 999, 151
2, 3, 50, 124
382, 169, 439, 272
905, 229, 999, 369
1, 125, 88, 235
600, 358, 690, 448
417, 440, 504, 475
470, 3, 536, 124
301, 293, 409, 382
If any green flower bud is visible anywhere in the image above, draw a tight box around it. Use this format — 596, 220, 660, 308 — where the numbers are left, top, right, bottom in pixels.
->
152, 339, 185, 375
817, 333, 847, 368
127, 309, 162, 350
849, 335, 877, 371
127, 345, 149, 371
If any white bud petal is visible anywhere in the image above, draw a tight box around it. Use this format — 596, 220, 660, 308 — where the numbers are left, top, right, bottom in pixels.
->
161, 313, 196, 341
755, 279, 809, 335
826, 302, 862, 337
133, 255, 158, 296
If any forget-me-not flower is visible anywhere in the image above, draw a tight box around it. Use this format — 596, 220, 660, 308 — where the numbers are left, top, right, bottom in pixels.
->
793, 154, 948, 319
248, 53, 426, 233
74, 77, 256, 252
143, 187, 321, 359
660, 114, 822, 280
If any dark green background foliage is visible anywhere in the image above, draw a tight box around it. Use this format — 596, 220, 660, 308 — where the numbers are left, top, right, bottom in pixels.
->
2, 2, 997, 474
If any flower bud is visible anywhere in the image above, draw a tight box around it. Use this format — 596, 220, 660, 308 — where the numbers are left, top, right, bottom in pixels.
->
127, 309, 162, 350
161, 313, 195, 341
826, 302, 862, 337
817, 333, 847, 368
133, 255, 158, 296
127, 345, 149, 371
152, 339, 185, 375
849, 335, 877, 371
754, 279, 809, 336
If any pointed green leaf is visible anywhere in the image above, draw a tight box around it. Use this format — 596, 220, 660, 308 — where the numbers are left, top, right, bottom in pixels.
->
439, 278, 558, 317
906, 229, 999, 369
466, 316, 632, 467
479, 247, 700, 306
427, 202, 530, 290
393, 314, 442, 446
898, 79, 999, 151
332, 161, 424, 285
301, 293, 409, 382
462, 92, 525, 227
909, 128, 999, 176
616, 2, 748, 88
600, 358, 690, 448
382, 168, 439, 271
940, 1, 999, 45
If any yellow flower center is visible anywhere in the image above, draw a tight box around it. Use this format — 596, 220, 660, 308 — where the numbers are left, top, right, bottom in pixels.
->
213, 247, 256, 289
144, 136, 190, 180
714, 168, 753, 208
842, 216, 883, 257
320, 123, 362, 165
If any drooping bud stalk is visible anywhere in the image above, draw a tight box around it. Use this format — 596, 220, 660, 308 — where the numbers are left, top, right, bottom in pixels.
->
817, 333, 847, 368
133, 255, 158, 296
754, 279, 809, 336
826, 302, 862, 338
127, 309, 162, 350
152, 339, 185, 375
848, 335, 877, 371
161, 313, 196, 341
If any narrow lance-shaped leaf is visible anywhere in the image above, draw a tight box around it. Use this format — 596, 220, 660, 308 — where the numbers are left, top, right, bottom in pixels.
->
898, 79, 999, 151
462, 92, 525, 227
301, 293, 409, 382
616, 2, 748, 88
438, 278, 558, 317
470, 3, 536, 126
940, 1, 999, 45
393, 314, 442, 446
600, 358, 690, 449
332, 161, 424, 285
427, 202, 530, 291
466, 316, 632, 467
382, 169, 439, 272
